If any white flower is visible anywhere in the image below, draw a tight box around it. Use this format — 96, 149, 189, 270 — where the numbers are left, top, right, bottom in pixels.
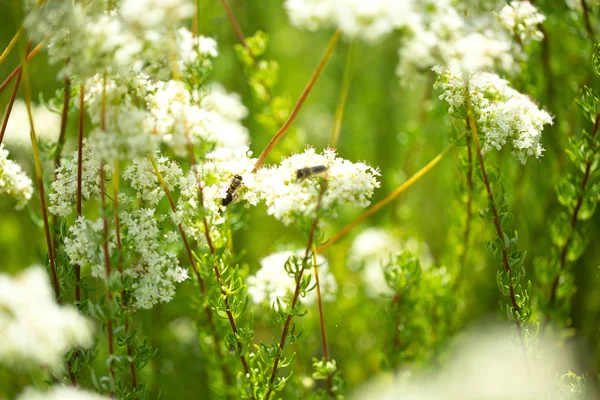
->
2, 100, 60, 149
348, 229, 434, 297
121, 208, 188, 310
120, 0, 194, 29
123, 155, 182, 206
17, 386, 108, 400
0, 144, 33, 210
498, 1, 545, 44
201, 83, 249, 122
435, 67, 552, 163
64, 217, 108, 279
174, 147, 257, 244
0, 267, 94, 372
49, 141, 113, 217
285, 0, 415, 42
255, 148, 380, 225
247, 250, 337, 306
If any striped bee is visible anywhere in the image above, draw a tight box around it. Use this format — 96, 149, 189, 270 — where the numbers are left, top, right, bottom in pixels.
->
221, 174, 243, 206
296, 165, 328, 181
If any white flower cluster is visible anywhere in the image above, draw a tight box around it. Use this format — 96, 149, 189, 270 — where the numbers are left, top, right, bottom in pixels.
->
435, 67, 553, 163
145, 80, 250, 156
174, 147, 257, 244
348, 228, 433, 297
123, 155, 182, 206
286, 0, 545, 76
0, 267, 94, 371
0, 144, 33, 210
27, 1, 208, 79
64, 210, 187, 310
498, 1, 546, 44
255, 148, 380, 225
247, 250, 337, 306
49, 141, 113, 217
2, 100, 60, 150
397, 0, 545, 78
17, 386, 109, 400
121, 208, 189, 310
285, 0, 416, 42
64, 217, 111, 279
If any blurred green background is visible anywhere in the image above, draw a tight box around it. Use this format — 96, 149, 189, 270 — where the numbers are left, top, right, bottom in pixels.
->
1, 0, 600, 398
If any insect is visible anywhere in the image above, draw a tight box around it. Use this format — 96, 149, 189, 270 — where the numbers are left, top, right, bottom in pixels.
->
296, 165, 328, 181
221, 174, 243, 206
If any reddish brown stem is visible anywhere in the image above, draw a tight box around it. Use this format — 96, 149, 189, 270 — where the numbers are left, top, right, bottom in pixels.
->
312, 255, 332, 392
51, 67, 71, 272
219, 0, 257, 65
253, 30, 341, 172
75, 84, 85, 303
466, 91, 523, 339
99, 74, 115, 389
19, 40, 61, 302
150, 156, 230, 381
0, 46, 25, 145
265, 180, 328, 400
581, 0, 596, 42
0, 39, 45, 95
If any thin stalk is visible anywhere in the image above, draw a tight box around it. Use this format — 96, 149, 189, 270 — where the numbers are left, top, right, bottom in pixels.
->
192, 0, 199, 38
318, 143, 455, 253
465, 89, 523, 339
150, 155, 233, 387
265, 180, 328, 400
0, 0, 46, 65
312, 242, 332, 393
20, 40, 60, 301
581, 0, 596, 43
0, 41, 26, 145
460, 132, 474, 267
112, 161, 137, 390
219, 0, 256, 65
53, 70, 71, 171
253, 30, 341, 172
548, 113, 600, 308
330, 41, 355, 149
51, 66, 71, 265
0, 28, 22, 66
0, 36, 48, 94
99, 73, 116, 388
75, 84, 85, 303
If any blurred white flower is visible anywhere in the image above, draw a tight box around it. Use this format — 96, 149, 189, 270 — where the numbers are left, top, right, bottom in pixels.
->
285, 0, 415, 42
435, 67, 553, 163
2, 100, 61, 149
498, 1, 546, 44
0, 144, 33, 210
17, 386, 108, 400
120, 0, 194, 29
348, 228, 434, 297
255, 147, 380, 225
351, 325, 593, 400
247, 250, 337, 306
0, 267, 94, 372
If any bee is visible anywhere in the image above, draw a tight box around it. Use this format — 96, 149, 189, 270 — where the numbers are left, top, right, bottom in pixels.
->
222, 174, 243, 206
296, 165, 328, 181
